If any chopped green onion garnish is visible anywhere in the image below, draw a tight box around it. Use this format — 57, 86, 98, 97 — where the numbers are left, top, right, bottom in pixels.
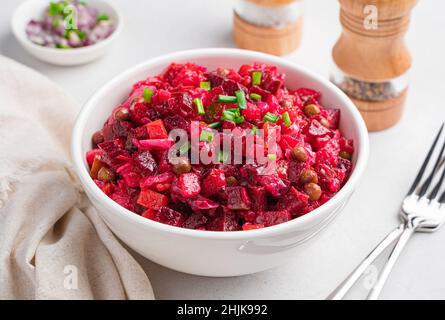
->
143, 88, 154, 103
263, 112, 279, 123
221, 110, 236, 121
267, 154, 277, 161
252, 71, 262, 86
218, 95, 238, 103
282, 111, 292, 127
194, 98, 205, 115
200, 130, 214, 143
233, 116, 245, 124
77, 30, 86, 40
208, 121, 222, 129
235, 90, 247, 110
218, 150, 229, 163
97, 14, 110, 22
252, 125, 258, 135
250, 93, 262, 101
52, 19, 60, 27
225, 108, 240, 116
179, 142, 190, 155
48, 2, 66, 16
200, 81, 211, 91
56, 43, 70, 49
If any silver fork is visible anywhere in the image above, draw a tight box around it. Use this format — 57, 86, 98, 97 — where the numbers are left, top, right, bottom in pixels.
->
329, 123, 445, 300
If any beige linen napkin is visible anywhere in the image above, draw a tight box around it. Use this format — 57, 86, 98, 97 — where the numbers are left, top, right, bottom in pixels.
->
0, 55, 154, 300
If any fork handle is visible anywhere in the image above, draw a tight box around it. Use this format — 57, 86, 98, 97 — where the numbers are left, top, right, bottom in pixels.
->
367, 220, 418, 300
327, 223, 405, 300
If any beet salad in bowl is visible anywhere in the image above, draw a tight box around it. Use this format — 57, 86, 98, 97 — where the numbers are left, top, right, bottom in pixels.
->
86, 61, 355, 232
72, 49, 368, 276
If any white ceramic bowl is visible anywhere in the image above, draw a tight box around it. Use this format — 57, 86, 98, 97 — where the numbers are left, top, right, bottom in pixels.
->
11, 0, 122, 66
72, 48, 369, 277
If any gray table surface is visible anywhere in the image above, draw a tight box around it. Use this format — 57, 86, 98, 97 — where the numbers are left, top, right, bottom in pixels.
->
1, 0, 445, 299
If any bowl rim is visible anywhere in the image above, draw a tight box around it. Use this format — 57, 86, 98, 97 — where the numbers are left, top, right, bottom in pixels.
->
71, 48, 370, 240
11, 0, 123, 55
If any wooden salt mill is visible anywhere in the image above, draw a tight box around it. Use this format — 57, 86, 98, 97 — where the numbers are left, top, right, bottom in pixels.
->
332, 0, 417, 131
233, 0, 304, 56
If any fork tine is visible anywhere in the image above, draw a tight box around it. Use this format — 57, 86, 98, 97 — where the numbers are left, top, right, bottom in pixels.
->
440, 189, 445, 203
419, 133, 445, 197
429, 158, 445, 200
408, 123, 444, 195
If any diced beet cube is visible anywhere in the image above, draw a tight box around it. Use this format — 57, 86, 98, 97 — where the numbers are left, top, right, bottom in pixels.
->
86, 149, 103, 168
207, 208, 240, 231
248, 187, 267, 212
116, 163, 141, 188
157, 150, 172, 173
254, 210, 291, 227
121, 172, 141, 188
188, 195, 219, 211
257, 174, 290, 198
276, 160, 289, 180
133, 151, 158, 175
136, 138, 175, 151
306, 120, 331, 139
110, 181, 138, 211
177, 173, 201, 198
239, 165, 261, 185
287, 161, 307, 184
99, 139, 126, 159
202, 169, 226, 197
171, 92, 194, 118
339, 137, 354, 154
152, 206, 185, 227
241, 102, 262, 122
226, 186, 251, 210
216, 164, 239, 177
277, 187, 310, 216
324, 109, 340, 129
315, 164, 342, 193
313, 135, 332, 151
140, 172, 175, 190
316, 138, 340, 167
142, 209, 156, 220
129, 101, 150, 125
163, 115, 190, 132
137, 189, 169, 210
239, 211, 257, 223
94, 179, 114, 196
295, 88, 321, 102
145, 119, 168, 139
183, 213, 208, 229
262, 73, 283, 94
102, 120, 132, 141
337, 158, 353, 179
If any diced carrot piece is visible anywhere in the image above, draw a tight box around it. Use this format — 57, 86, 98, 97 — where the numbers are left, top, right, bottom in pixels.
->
142, 209, 157, 220
145, 120, 168, 139
137, 189, 169, 210
242, 223, 265, 231
90, 157, 105, 179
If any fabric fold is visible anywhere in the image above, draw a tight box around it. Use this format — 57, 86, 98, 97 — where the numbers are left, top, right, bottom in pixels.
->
0, 55, 154, 300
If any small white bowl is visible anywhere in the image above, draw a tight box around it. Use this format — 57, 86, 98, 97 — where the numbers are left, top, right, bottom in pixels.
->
72, 48, 369, 277
11, 0, 123, 66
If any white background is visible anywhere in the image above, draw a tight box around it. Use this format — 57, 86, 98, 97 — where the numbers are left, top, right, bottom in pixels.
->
1, 0, 445, 299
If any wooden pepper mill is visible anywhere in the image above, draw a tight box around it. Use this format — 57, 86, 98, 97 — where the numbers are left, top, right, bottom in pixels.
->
233, 0, 304, 56
332, 0, 417, 131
